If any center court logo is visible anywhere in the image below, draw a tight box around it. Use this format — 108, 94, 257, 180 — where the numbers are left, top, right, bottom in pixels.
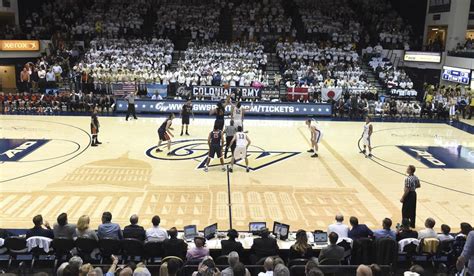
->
145, 139, 300, 171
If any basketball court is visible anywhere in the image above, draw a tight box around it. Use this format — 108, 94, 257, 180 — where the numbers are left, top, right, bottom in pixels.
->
0, 115, 472, 232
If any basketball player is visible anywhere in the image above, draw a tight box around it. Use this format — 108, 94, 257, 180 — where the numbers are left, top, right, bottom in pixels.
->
230, 101, 250, 130
210, 101, 227, 131
204, 124, 226, 172
360, 116, 373, 158
229, 126, 251, 173
224, 120, 237, 158
90, 106, 102, 147
180, 99, 194, 136
156, 113, 175, 155
305, 119, 321, 158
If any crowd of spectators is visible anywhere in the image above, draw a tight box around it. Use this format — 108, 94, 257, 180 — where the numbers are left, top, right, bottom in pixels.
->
0, 91, 115, 115
277, 42, 372, 98
0, 212, 472, 275
352, 0, 414, 50
175, 42, 267, 87
368, 56, 415, 97
296, 0, 361, 44
154, 0, 219, 42
81, 38, 174, 83
231, 0, 296, 42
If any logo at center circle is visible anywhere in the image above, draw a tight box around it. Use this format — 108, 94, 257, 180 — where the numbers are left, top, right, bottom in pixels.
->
145, 139, 300, 171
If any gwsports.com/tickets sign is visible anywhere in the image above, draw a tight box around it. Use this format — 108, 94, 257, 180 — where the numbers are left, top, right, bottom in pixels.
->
0, 40, 40, 51
115, 99, 332, 117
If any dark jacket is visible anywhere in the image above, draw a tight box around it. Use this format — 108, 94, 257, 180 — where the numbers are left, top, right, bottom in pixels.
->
123, 224, 146, 241
163, 237, 188, 260
26, 226, 54, 239
318, 244, 344, 263
288, 245, 314, 260
221, 239, 244, 256
250, 237, 279, 259
348, 224, 373, 240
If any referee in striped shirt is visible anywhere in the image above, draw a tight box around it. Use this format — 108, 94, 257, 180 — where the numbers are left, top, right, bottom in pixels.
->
400, 165, 420, 228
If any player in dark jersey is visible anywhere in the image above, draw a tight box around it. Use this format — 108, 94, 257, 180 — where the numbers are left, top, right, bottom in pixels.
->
156, 113, 175, 155
204, 123, 226, 172
209, 95, 231, 131
180, 99, 194, 136
90, 106, 102, 147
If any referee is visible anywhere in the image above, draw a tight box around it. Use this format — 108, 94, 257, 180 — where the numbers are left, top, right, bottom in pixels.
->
125, 91, 138, 121
400, 165, 420, 228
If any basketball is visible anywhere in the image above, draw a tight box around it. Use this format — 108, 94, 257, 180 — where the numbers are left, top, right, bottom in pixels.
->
224, 84, 230, 89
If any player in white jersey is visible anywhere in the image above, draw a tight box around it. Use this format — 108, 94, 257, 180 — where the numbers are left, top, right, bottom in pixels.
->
305, 119, 322, 158
360, 116, 373, 158
229, 126, 251, 173
231, 101, 249, 129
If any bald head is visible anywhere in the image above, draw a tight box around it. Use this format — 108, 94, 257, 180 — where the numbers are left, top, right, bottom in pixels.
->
356, 265, 373, 276
335, 214, 344, 222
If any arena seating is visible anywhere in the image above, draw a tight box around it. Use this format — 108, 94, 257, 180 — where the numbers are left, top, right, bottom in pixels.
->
175, 42, 267, 87
0, 213, 470, 275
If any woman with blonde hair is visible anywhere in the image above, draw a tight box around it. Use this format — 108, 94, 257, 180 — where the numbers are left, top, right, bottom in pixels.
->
75, 215, 98, 240
289, 230, 313, 260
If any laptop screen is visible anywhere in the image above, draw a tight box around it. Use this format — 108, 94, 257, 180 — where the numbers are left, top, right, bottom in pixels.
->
204, 223, 217, 239
272, 222, 289, 240
314, 232, 328, 243
184, 225, 197, 239
249, 222, 266, 232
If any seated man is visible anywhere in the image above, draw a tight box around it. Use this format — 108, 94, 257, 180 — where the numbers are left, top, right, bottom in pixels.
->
146, 215, 168, 242
318, 232, 344, 263
250, 228, 279, 264
418, 218, 437, 239
348, 216, 373, 240
53, 213, 76, 239
123, 214, 146, 241
97, 212, 122, 240
373, 218, 396, 240
186, 235, 209, 262
327, 214, 349, 238
26, 214, 54, 239
163, 227, 188, 260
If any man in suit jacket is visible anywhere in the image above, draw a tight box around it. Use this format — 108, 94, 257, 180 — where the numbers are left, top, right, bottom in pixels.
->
348, 216, 373, 240
318, 232, 344, 263
163, 227, 188, 260
123, 214, 146, 241
221, 229, 244, 256
250, 228, 279, 264
26, 215, 54, 239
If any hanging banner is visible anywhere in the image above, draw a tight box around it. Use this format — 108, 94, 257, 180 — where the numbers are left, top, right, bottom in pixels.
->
192, 85, 261, 99
321, 87, 343, 101
146, 83, 168, 98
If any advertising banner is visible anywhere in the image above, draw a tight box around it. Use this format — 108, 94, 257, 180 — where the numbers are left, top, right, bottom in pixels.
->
116, 99, 332, 116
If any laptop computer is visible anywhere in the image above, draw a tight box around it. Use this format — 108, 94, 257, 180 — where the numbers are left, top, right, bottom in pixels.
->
272, 221, 290, 240
204, 223, 217, 240
183, 225, 198, 242
313, 232, 328, 246
249, 222, 266, 235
